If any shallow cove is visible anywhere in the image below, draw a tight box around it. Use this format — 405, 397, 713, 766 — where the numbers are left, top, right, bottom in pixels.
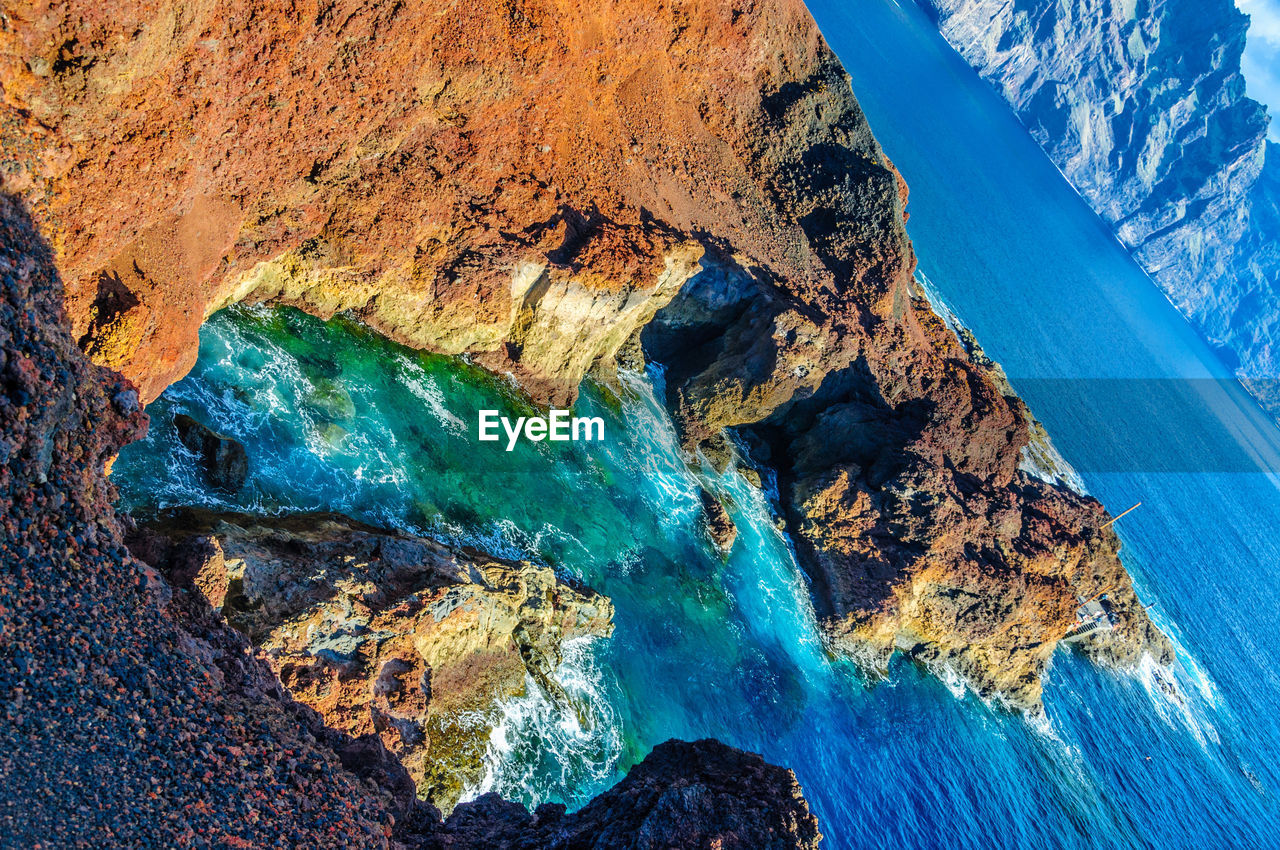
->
113, 294, 1233, 849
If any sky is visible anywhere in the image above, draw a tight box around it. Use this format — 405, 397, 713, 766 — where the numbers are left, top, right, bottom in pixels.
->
1238, 0, 1280, 141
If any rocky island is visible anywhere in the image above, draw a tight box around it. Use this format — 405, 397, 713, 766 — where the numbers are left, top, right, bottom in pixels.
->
1, 0, 1171, 844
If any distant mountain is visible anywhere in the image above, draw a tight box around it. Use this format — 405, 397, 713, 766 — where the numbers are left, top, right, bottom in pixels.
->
920, 0, 1280, 413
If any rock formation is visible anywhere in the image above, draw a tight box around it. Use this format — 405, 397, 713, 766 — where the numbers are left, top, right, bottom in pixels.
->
699, 489, 739, 554
129, 509, 614, 814
920, 0, 1280, 414
173, 413, 250, 492
645, 251, 1169, 711
0, 189, 820, 847
0, 0, 1183, 840
0, 0, 1171, 711
433, 738, 821, 850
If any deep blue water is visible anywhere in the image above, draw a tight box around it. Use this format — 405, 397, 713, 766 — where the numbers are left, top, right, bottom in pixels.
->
803, 0, 1280, 845
113, 1, 1280, 847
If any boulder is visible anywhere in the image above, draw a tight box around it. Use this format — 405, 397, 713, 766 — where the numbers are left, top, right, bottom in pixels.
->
173, 413, 249, 493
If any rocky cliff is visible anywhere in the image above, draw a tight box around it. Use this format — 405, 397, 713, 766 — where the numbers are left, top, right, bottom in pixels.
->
920, 0, 1280, 413
1, 0, 1174, 841
1, 0, 1171, 703
645, 240, 1168, 711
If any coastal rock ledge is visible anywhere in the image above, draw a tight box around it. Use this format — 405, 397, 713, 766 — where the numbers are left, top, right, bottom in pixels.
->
128, 508, 615, 815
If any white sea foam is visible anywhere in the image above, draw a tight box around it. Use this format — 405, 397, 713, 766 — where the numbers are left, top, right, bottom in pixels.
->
615, 368, 703, 526
914, 269, 1088, 495
1134, 645, 1223, 751
1025, 709, 1090, 787
462, 636, 622, 807
397, 356, 469, 436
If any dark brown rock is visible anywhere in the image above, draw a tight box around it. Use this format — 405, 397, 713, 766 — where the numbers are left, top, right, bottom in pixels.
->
646, 211, 1172, 711
0, 191, 406, 848
699, 489, 738, 554
434, 738, 822, 850
173, 413, 249, 493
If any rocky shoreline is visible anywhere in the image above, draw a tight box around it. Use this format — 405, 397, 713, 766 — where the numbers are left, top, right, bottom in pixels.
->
1, 0, 1174, 842
128, 508, 614, 815
0, 190, 821, 848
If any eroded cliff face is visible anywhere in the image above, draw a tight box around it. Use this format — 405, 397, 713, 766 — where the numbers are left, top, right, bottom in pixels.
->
0, 0, 858, 406
1, 0, 1178, 839
920, 0, 1280, 413
646, 242, 1167, 711
0, 190, 822, 848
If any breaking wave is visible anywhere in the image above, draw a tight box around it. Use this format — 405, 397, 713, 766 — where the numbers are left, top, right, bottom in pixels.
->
462, 636, 624, 809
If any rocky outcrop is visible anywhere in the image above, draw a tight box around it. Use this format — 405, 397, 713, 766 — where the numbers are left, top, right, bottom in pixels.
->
433, 738, 821, 850
647, 251, 1170, 710
699, 489, 739, 554
129, 509, 614, 814
173, 413, 249, 492
919, 0, 1280, 415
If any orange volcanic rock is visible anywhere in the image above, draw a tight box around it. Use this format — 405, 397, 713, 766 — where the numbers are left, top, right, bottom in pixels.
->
649, 251, 1172, 709
3, 0, 865, 405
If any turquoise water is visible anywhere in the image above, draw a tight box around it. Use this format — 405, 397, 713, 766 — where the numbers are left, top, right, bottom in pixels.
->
113, 1, 1280, 846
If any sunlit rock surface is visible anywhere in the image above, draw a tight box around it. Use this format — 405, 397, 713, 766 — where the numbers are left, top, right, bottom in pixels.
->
128, 509, 614, 814
0, 0, 1180, 841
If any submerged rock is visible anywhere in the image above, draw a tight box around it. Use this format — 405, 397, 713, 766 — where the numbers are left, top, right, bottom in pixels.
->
699, 489, 738, 555
173, 413, 249, 493
131, 509, 614, 814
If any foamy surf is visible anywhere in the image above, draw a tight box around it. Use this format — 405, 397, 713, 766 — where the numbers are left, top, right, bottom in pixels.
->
463, 636, 623, 809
